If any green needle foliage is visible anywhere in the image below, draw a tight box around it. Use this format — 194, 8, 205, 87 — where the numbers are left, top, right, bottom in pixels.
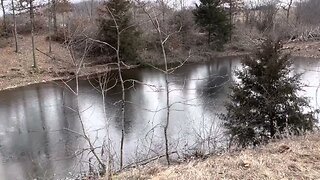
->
97, 0, 141, 62
222, 39, 317, 148
193, 0, 231, 50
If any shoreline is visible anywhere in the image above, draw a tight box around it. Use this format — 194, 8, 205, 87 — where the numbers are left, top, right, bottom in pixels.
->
0, 53, 318, 92
1, 36, 319, 92
0, 51, 248, 92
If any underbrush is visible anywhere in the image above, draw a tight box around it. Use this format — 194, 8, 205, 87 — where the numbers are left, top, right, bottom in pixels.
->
113, 132, 320, 180
0, 36, 9, 48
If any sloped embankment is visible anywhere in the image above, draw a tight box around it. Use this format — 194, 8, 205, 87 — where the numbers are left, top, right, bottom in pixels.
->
114, 133, 320, 180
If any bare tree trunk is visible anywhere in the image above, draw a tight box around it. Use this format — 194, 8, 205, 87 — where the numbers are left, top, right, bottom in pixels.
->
62, 12, 66, 42
164, 68, 170, 166
117, 44, 126, 170
90, 0, 94, 19
87, 20, 126, 172
30, 0, 36, 68
52, 0, 57, 34
141, 5, 173, 165
113, 13, 126, 171
95, 73, 117, 178
229, 0, 232, 41
1, 0, 6, 32
98, 5, 126, 170
11, 0, 18, 52
65, 39, 107, 175
286, 0, 293, 23
48, 0, 52, 53
140, 3, 190, 165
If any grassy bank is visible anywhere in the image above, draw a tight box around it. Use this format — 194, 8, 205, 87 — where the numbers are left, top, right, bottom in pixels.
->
113, 133, 320, 179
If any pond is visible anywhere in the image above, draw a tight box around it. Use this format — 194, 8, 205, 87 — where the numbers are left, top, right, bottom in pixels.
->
0, 57, 319, 179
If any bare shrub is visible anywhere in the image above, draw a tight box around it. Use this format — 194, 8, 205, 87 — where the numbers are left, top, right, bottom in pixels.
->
255, 2, 278, 33
47, 28, 67, 43
296, 0, 320, 25
168, 8, 196, 50
16, 14, 46, 34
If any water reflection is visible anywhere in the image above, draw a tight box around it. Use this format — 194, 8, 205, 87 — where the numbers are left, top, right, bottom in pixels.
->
0, 57, 319, 179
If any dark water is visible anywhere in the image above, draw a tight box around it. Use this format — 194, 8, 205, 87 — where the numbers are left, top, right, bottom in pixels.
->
0, 57, 319, 179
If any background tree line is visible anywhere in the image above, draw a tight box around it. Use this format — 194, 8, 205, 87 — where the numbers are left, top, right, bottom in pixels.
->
1, 0, 320, 65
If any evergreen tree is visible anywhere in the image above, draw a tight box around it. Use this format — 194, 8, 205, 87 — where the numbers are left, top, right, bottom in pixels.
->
193, 0, 231, 49
222, 39, 317, 148
97, 0, 140, 62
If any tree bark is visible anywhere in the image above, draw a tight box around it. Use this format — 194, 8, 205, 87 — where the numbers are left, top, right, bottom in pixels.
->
229, 0, 232, 41
62, 12, 66, 42
286, 0, 293, 23
90, 0, 93, 18
116, 26, 125, 169
11, 0, 18, 52
48, 0, 52, 53
156, 16, 171, 166
1, 0, 6, 32
105, 5, 126, 170
52, 0, 57, 34
30, 0, 36, 68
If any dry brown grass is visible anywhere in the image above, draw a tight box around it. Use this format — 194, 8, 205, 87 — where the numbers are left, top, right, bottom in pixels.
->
113, 133, 320, 180
0, 34, 115, 90
0, 34, 73, 89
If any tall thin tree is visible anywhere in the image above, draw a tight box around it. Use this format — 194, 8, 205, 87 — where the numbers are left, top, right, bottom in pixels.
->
11, 0, 18, 52
48, 0, 52, 53
1, 0, 6, 32
92, 0, 137, 169
29, 0, 36, 68
52, 0, 57, 34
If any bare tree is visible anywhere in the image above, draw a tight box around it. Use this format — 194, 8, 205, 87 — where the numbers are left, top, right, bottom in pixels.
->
281, 0, 293, 23
156, 0, 169, 32
89, 3, 128, 169
87, 71, 118, 178
90, 0, 94, 19
29, 0, 36, 68
56, 0, 72, 41
1, 0, 6, 32
48, 0, 52, 53
255, 0, 279, 34
52, 0, 57, 34
147, 11, 172, 165
63, 36, 109, 176
295, 0, 320, 25
11, 0, 18, 52
138, 2, 190, 165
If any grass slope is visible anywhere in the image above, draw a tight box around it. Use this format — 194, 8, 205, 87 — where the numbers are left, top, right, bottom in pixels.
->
114, 133, 320, 180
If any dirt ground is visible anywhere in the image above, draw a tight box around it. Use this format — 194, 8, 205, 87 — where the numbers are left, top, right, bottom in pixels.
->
0, 35, 319, 91
113, 133, 320, 180
284, 40, 320, 58
0, 34, 114, 90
